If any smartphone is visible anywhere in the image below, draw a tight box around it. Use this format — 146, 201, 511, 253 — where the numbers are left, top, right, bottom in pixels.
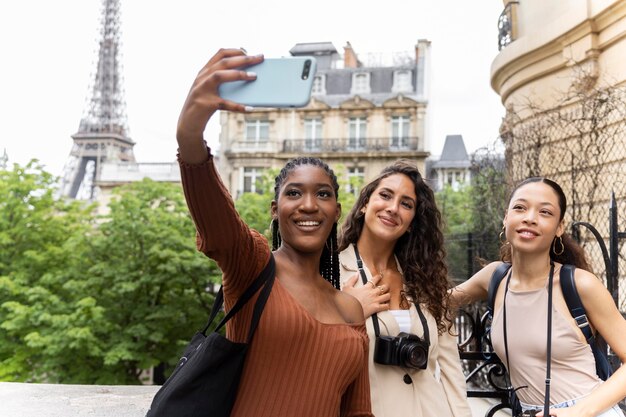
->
218, 56, 317, 108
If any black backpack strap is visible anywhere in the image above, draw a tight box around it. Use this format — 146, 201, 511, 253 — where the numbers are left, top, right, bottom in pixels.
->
559, 264, 612, 380
202, 253, 276, 336
559, 264, 593, 342
487, 262, 512, 316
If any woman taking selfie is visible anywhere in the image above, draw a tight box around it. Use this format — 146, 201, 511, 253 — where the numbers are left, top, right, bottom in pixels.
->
338, 160, 471, 417
453, 177, 626, 417
176, 48, 373, 417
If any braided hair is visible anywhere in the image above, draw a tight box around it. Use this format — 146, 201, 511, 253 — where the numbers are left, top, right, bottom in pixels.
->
271, 157, 341, 289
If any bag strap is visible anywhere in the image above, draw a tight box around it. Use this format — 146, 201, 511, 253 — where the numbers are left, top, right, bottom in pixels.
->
560, 264, 612, 380
560, 265, 593, 341
202, 254, 276, 343
488, 262, 512, 316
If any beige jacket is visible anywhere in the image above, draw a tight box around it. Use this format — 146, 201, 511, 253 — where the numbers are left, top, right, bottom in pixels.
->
340, 244, 472, 417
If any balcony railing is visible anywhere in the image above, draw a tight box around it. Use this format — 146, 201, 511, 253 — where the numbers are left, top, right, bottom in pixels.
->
282, 137, 421, 153
497, 1, 518, 51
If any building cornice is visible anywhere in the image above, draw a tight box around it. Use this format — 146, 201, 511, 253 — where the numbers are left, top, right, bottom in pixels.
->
490, 0, 626, 103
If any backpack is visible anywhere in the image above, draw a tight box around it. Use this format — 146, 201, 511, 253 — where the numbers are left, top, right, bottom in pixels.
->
487, 262, 613, 381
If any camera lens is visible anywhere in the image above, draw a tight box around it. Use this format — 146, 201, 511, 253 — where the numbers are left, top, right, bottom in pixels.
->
402, 343, 427, 369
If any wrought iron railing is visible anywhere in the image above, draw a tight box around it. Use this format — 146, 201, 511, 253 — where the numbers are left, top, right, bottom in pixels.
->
497, 1, 518, 51
282, 137, 421, 153
457, 304, 515, 416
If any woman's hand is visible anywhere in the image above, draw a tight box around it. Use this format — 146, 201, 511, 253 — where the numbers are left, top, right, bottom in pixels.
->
176, 48, 264, 164
342, 273, 390, 318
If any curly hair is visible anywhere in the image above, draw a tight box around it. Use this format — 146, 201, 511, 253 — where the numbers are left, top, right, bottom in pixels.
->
500, 177, 590, 271
271, 157, 341, 289
338, 160, 453, 334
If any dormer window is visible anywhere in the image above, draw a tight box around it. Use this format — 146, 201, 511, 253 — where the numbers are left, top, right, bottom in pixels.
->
312, 75, 326, 95
392, 70, 412, 93
350, 72, 371, 94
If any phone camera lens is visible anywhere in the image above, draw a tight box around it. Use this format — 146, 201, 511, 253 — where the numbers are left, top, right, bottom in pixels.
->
302, 60, 312, 80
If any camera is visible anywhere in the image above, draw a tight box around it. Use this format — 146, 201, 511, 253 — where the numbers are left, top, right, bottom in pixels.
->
373, 332, 429, 369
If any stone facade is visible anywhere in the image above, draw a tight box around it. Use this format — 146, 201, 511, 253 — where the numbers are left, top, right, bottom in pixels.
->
491, 0, 626, 306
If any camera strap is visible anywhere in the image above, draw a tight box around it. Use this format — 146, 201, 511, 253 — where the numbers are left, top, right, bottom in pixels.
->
503, 262, 554, 415
352, 245, 429, 343
354, 244, 382, 336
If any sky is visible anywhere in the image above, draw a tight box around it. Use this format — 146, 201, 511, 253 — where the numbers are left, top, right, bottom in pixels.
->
0, 0, 505, 177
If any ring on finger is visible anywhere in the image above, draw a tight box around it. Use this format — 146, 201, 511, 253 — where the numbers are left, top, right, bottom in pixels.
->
367, 280, 376, 289
377, 285, 385, 295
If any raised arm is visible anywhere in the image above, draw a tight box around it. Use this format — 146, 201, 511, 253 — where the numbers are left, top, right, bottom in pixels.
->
176, 49, 269, 297
449, 261, 502, 308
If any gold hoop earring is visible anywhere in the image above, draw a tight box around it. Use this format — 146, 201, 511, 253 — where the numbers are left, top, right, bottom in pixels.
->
499, 225, 509, 245
553, 236, 565, 256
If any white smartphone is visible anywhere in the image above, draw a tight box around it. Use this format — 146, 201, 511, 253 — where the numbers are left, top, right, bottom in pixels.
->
218, 57, 317, 108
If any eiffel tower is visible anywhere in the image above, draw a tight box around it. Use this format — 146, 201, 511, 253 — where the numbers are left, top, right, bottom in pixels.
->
60, 0, 135, 200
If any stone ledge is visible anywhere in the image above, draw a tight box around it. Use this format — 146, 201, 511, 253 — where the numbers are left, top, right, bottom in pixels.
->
0, 382, 159, 417
0, 381, 510, 417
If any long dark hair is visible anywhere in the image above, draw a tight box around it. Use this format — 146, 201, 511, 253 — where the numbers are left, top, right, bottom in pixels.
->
339, 160, 453, 334
271, 157, 341, 289
500, 177, 590, 270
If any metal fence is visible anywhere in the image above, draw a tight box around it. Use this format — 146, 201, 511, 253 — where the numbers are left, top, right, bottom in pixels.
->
502, 84, 626, 312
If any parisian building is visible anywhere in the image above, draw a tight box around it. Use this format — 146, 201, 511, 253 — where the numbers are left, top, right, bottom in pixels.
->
217, 40, 432, 198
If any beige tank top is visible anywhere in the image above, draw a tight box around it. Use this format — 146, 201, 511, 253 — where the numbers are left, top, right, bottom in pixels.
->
491, 278, 602, 406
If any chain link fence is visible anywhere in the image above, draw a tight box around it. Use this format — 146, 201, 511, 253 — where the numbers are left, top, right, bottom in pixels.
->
503, 84, 626, 312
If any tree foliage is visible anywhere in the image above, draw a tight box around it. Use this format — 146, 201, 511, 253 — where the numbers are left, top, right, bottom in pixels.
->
0, 163, 219, 384
0, 161, 95, 381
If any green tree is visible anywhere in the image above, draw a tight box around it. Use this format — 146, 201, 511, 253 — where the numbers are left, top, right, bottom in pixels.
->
0, 161, 95, 381
436, 184, 474, 282
83, 179, 220, 384
1, 168, 221, 384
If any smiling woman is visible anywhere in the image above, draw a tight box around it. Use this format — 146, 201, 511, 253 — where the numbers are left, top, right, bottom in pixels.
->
337, 160, 472, 417
172, 48, 373, 417
452, 177, 626, 417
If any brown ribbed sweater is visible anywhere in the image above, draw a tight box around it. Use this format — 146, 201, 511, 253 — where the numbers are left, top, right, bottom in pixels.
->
179, 150, 373, 417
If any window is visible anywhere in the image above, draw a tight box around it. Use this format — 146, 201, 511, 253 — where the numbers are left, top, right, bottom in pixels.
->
392, 70, 412, 93
243, 167, 264, 194
350, 72, 371, 94
245, 120, 269, 143
304, 118, 322, 150
347, 167, 365, 195
348, 117, 367, 149
312, 75, 326, 95
391, 116, 410, 148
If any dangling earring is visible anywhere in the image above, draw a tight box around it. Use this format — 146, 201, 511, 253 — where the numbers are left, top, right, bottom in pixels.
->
552, 235, 565, 255
271, 219, 281, 250
499, 225, 509, 245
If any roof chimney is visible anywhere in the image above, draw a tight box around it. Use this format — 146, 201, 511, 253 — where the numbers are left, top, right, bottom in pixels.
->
415, 39, 431, 64
343, 42, 361, 68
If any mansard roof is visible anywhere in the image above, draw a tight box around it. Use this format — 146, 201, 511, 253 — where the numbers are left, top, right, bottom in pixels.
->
432, 135, 471, 169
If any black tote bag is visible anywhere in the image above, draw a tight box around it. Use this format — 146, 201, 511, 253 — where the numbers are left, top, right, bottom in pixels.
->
146, 254, 275, 417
